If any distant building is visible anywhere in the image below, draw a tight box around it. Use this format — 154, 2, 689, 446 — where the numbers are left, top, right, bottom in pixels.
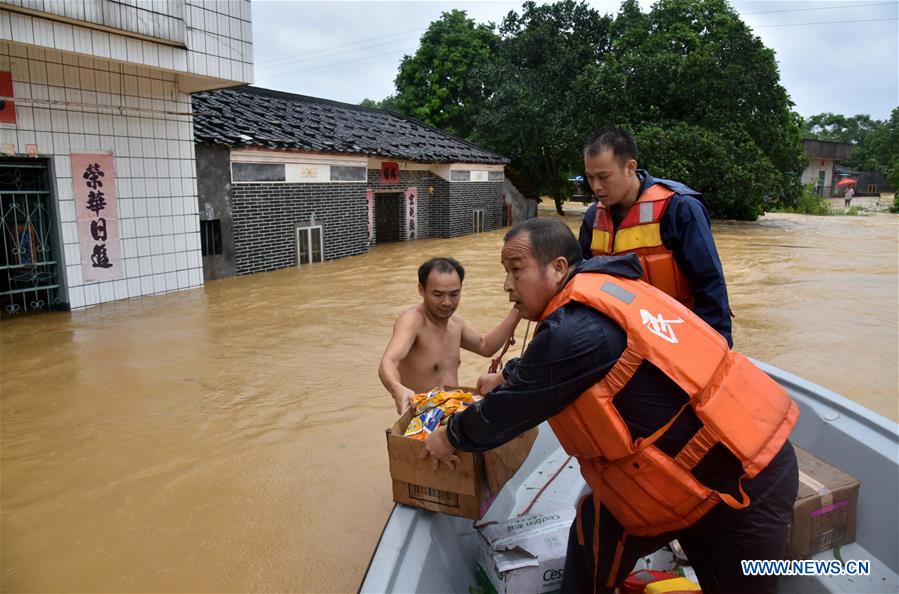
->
800, 139, 853, 197
191, 86, 509, 280
0, 1, 253, 316
854, 171, 894, 197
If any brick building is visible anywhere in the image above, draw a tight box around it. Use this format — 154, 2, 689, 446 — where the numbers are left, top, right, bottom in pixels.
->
191, 86, 509, 279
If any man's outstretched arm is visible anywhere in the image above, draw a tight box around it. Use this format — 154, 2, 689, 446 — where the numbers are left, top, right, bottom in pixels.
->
459, 308, 521, 358
378, 311, 419, 414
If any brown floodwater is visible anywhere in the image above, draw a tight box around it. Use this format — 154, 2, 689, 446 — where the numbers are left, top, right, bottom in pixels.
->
1, 211, 896, 593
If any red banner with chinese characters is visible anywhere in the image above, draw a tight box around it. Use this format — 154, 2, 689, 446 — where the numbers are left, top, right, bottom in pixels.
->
381, 161, 399, 184
71, 153, 123, 282
0, 71, 16, 125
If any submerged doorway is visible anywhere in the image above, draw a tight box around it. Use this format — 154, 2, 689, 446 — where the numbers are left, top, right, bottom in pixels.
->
0, 158, 63, 317
374, 192, 402, 243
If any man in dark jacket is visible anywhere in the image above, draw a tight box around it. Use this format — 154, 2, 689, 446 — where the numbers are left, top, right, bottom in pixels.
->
425, 218, 797, 594
578, 128, 732, 345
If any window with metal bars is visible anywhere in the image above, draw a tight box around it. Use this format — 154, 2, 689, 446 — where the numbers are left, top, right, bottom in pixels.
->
473, 209, 484, 233
200, 220, 222, 256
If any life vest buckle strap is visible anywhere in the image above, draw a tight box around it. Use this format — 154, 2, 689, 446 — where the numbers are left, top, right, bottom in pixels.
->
674, 424, 718, 470
718, 475, 752, 510
633, 401, 691, 455
597, 346, 642, 397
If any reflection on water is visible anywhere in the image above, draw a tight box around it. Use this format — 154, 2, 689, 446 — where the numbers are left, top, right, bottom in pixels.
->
1, 211, 896, 592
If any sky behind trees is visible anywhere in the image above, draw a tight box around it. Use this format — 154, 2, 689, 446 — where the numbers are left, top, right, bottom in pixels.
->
250, 1, 897, 120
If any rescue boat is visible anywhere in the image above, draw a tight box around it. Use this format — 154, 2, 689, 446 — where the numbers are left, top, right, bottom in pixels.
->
359, 361, 898, 593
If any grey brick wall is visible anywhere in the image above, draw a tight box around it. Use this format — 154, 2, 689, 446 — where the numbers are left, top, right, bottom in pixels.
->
214, 162, 504, 277
447, 181, 504, 237
230, 182, 368, 275
429, 177, 451, 237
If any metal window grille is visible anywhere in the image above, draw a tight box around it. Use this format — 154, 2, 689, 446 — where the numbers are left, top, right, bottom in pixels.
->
200, 219, 222, 256
473, 209, 484, 233
1, 159, 62, 317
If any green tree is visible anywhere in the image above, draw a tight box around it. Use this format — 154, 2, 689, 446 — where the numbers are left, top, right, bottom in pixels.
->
582, 0, 804, 219
476, 1, 612, 214
392, 10, 498, 139
851, 108, 899, 182
359, 96, 399, 111
802, 113, 879, 145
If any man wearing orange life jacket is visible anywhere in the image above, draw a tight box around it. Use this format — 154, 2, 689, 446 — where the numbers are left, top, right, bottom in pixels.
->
424, 219, 799, 594
578, 128, 733, 346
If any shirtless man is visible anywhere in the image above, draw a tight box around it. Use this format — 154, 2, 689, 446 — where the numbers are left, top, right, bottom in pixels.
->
379, 257, 520, 414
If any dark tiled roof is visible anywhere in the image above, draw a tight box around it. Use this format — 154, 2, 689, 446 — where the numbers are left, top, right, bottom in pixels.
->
192, 86, 508, 165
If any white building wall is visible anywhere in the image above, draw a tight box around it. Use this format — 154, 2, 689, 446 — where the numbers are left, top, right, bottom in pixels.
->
0, 0, 252, 311
0, 1, 253, 90
800, 158, 836, 194
184, 0, 253, 86
1, 41, 203, 308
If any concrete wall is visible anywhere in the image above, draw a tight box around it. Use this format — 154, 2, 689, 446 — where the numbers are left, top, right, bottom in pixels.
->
196, 143, 234, 279
503, 178, 536, 226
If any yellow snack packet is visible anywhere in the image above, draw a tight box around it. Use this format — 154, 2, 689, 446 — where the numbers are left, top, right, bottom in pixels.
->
413, 388, 475, 415
403, 415, 424, 438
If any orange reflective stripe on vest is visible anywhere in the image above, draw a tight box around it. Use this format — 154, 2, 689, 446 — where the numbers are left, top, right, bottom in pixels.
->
591, 184, 693, 306
540, 273, 798, 536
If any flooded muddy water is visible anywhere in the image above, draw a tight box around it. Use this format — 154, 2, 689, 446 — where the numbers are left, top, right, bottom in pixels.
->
1, 211, 895, 592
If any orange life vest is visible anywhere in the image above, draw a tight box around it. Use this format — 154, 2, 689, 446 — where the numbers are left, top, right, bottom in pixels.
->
541, 272, 798, 539
590, 184, 693, 307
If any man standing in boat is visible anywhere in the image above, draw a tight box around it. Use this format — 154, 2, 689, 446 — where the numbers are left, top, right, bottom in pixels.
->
425, 219, 798, 594
578, 128, 733, 346
379, 256, 520, 414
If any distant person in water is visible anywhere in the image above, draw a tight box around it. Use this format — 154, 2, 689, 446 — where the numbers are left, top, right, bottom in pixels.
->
844, 186, 854, 208
378, 257, 519, 414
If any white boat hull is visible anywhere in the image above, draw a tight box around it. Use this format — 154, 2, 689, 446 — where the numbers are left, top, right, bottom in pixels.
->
360, 362, 899, 593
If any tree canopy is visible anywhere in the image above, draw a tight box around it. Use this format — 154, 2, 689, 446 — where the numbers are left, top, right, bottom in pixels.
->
474, 0, 612, 214
382, 0, 811, 219
392, 10, 498, 139
580, 0, 805, 219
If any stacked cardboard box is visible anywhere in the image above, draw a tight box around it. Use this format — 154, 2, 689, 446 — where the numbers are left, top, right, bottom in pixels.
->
788, 446, 860, 559
385, 405, 537, 519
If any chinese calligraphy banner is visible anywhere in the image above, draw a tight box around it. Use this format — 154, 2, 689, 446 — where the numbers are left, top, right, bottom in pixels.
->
366, 188, 374, 243
71, 153, 123, 282
405, 187, 417, 240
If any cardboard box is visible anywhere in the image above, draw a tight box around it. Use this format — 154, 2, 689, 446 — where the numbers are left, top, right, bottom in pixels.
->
386, 406, 537, 519
475, 509, 574, 594
788, 446, 860, 559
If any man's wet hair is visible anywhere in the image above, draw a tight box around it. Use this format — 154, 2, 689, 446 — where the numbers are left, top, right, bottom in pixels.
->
504, 219, 583, 267
583, 127, 638, 165
418, 257, 465, 287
